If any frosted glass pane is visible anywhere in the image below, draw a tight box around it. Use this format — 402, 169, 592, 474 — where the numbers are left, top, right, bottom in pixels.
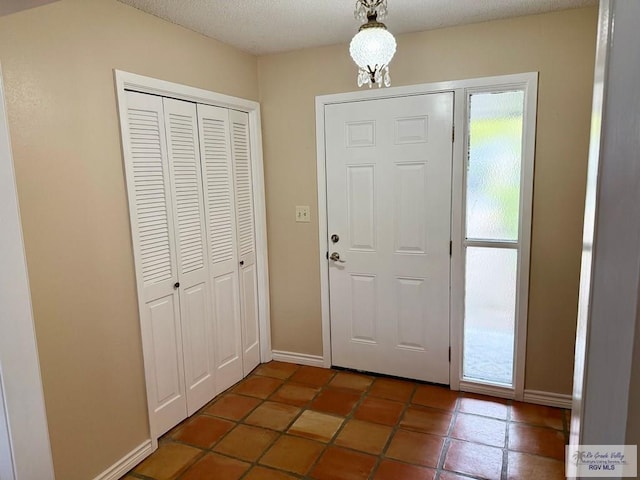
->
463, 247, 517, 385
466, 91, 524, 241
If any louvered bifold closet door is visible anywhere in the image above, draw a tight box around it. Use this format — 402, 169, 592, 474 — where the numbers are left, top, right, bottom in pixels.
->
230, 110, 260, 374
196, 104, 243, 393
163, 98, 216, 416
122, 91, 187, 437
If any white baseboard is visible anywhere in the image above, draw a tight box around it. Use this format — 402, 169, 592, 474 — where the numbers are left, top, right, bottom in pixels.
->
93, 440, 154, 480
523, 389, 573, 409
271, 350, 326, 368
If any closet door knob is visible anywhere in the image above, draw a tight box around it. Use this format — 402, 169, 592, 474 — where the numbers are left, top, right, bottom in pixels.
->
239, 260, 244, 266
173, 282, 180, 289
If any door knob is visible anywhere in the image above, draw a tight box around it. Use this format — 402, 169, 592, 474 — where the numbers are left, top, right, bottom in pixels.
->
330, 252, 346, 263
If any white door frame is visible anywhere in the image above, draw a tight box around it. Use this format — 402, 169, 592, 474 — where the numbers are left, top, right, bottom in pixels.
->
316, 72, 537, 400
0, 64, 55, 479
114, 70, 272, 444
570, 0, 640, 451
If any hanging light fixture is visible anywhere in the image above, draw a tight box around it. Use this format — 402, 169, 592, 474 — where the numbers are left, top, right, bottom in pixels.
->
349, 0, 397, 88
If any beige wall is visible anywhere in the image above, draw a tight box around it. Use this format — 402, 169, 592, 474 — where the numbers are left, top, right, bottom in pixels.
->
0, 0, 258, 478
0, 1, 598, 476
258, 7, 598, 394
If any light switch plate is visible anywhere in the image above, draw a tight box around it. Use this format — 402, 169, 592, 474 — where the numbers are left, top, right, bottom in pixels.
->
295, 205, 311, 223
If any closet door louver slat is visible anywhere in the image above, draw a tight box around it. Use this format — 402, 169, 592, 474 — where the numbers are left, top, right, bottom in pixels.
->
230, 110, 260, 373
122, 91, 187, 437
163, 98, 216, 416
197, 104, 243, 393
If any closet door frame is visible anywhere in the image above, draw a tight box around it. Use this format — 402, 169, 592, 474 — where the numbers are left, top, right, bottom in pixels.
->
114, 70, 271, 446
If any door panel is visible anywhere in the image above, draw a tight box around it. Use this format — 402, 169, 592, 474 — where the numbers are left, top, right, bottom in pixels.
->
163, 98, 217, 416
396, 277, 427, 349
181, 282, 213, 409
347, 165, 376, 251
123, 91, 186, 436
394, 163, 427, 253
197, 104, 244, 393
326, 93, 453, 384
229, 109, 261, 373
148, 295, 183, 408
349, 274, 377, 343
182, 284, 209, 383
240, 262, 260, 362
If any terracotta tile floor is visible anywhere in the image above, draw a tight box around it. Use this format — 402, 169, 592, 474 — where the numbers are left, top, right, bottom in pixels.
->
126, 362, 569, 480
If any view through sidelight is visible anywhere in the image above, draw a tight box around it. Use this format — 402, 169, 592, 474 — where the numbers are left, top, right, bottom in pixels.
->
462, 90, 525, 386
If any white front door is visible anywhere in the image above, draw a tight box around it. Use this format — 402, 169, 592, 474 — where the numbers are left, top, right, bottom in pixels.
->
326, 93, 454, 384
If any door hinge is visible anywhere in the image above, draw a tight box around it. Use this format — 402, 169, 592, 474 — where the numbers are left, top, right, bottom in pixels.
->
448, 346, 451, 362
449, 241, 452, 256
452, 125, 455, 143
326, 251, 329, 260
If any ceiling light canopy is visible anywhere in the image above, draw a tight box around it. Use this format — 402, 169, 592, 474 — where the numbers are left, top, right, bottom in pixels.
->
349, 0, 397, 88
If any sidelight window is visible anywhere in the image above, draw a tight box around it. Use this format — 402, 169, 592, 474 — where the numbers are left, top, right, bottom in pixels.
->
462, 89, 528, 387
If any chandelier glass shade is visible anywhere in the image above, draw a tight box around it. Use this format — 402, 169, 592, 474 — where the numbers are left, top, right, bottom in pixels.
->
349, 0, 396, 88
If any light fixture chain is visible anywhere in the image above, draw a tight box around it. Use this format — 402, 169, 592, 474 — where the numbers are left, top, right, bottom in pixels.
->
354, 0, 388, 22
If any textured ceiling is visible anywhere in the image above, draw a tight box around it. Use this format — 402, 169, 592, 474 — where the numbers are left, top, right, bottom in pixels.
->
117, 0, 596, 55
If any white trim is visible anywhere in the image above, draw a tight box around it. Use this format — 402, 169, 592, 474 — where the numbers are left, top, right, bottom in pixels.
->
460, 382, 572, 409
523, 390, 573, 409
315, 73, 537, 391
92, 440, 153, 480
570, 0, 610, 450
515, 76, 538, 401
0, 64, 55, 480
0, 379, 14, 480
271, 350, 326, 368
113, 70, 271, 443
457, 74, 538, 401
248, 106, 273, 364
114, 71, 260, 112
463, 240, 517, 249
315, 96, 332, 369
459, 380, 516, 400
571, 0, 640, 449
449, 88, 467, 391
314, 73, 540, 106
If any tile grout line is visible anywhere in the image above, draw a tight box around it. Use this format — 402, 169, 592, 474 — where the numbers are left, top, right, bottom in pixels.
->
302, 369, 377, 479
439, 393, 513, 480
165, 365, 296, 479
367, 380, 419, 479
501, 398, 513, 480
192, 364, 338, 478
278, 368, 339, 479
130, 363, 572, 480
145, 366, 374, 479
175, 366, 268, 479
434, 394, 460, 478
249, 365, 343, 478
237, 364, 322, 479
290, 366, 352, 479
